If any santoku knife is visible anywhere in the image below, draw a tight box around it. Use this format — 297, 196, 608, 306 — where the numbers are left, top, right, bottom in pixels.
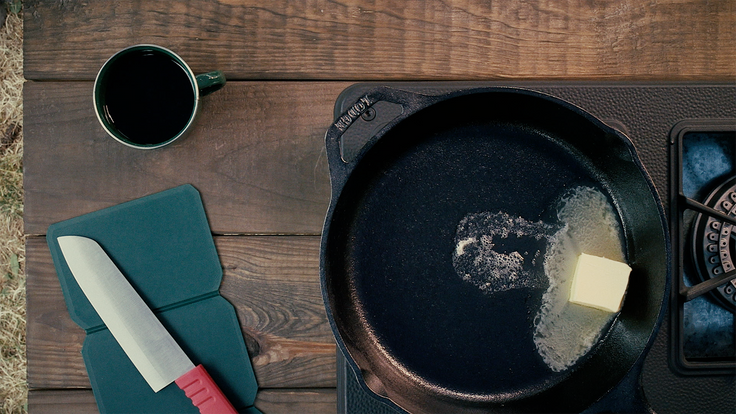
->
58, 235, 238, 414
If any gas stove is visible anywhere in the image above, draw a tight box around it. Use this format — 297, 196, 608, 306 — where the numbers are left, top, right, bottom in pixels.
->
671, 122, 735, 373
332, 83, 736, 414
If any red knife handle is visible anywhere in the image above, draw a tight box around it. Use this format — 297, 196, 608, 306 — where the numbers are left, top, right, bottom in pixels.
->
175, 364, 238, 414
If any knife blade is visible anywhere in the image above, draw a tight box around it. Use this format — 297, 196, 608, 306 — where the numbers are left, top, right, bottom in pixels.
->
58, 235, 237, 414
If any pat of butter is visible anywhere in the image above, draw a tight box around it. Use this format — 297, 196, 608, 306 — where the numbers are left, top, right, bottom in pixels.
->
569, 253, 631, 313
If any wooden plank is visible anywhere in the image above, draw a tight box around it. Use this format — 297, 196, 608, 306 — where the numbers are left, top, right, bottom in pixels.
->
28, 390, 99, 414
25, 237, 88, 389
23, 81, 347, 235
254, 389, 337, 414
23, 0, 736, 81
218, 236, 336, 388
26, 236, 336, 390
28, 388, 337, 414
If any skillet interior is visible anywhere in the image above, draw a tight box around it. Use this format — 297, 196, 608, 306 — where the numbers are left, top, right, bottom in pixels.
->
322, 90, 668, 413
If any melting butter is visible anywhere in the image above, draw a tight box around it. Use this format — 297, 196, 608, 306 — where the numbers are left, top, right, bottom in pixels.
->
533, 186, 626, 372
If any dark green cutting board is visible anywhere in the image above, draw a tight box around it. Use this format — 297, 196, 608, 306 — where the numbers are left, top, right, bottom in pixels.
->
47, 184, 259, 413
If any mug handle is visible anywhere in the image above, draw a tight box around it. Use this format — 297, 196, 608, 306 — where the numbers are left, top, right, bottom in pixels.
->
196, 71, 226, 96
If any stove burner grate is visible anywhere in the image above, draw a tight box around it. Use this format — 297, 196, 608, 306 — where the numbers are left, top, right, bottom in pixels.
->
690, 176, 736, 311
671, 121, 736, 374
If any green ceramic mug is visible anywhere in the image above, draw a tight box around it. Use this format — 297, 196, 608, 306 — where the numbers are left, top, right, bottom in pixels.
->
93, 44, 226, 149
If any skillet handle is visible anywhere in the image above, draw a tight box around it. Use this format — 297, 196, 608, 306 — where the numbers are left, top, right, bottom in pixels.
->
325, 87, 439, 189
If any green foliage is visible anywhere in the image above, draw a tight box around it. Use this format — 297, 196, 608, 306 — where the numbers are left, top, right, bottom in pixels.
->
8, 0, 23, 14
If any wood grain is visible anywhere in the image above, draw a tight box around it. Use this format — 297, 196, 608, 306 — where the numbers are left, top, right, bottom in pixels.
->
28, 389, 337, 414
218, 236, 337, 388
254, 389, 337, 414
28, 390, 99, 414
25, 237, 87, 390
23, 81, 348, 236
24, 0, 736, 82
26, 236, 336, 390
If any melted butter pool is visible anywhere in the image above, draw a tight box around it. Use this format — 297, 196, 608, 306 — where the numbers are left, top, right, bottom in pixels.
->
534, 186, 626, 372
453, 185, 627, 372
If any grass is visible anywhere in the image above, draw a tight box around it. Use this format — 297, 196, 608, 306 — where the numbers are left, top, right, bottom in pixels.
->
0, 3, 25, 414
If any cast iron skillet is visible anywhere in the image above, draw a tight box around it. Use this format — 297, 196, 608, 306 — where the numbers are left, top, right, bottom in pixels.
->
320, 87, 670, 413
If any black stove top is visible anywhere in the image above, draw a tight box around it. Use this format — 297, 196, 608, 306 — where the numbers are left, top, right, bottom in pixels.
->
332, 83, 736, 414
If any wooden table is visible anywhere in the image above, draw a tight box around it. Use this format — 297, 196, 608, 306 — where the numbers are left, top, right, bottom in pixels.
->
23, 1, 735, 413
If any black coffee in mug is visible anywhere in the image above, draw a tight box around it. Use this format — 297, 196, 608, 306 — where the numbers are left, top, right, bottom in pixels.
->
94, 45, 225, 149
101, 50, 194, 145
